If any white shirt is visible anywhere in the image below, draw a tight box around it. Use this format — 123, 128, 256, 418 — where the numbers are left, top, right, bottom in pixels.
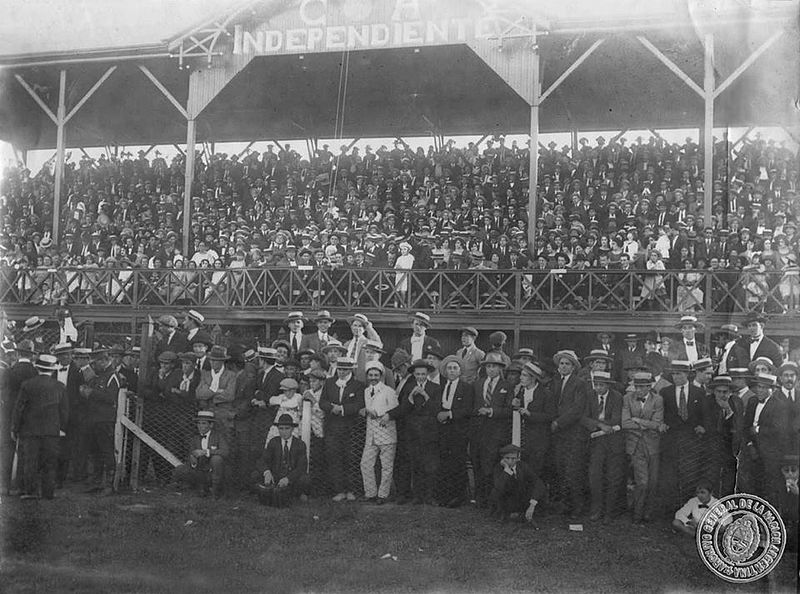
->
674, 496, 718, 525
684, 339, 699, 362
597, 390, 608, 421
209, 368, 223, 392
753, 396, 771, 428
442, 379, 459, 410
57, 366, 69, 386
718, 341, 736, 374
187, 327, 198, 341
522, 385, 535, 409
750, 336, 763, 360
200, 432, 210, 451
409, 335, 424, 360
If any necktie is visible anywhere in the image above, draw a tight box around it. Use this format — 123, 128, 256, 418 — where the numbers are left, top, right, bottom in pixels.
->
282, 441, 289, 465
679, 386, 687, 421
370, 387, 375, 399
598, 395, 605, 416
461, 347, 468, 358
444, 381, 452, 405
294, 335, 300, 352
484, 378, 493, 406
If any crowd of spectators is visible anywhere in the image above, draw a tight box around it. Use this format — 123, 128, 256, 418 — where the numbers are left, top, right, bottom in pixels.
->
0, 132, 798, 309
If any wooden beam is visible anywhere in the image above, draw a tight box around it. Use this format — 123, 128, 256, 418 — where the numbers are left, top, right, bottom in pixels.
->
64, 66, 116, 124
15, 74, 58, 124
139, 65, 189, 120
120, 416, 181, 467
237, 141, 256, 159
540, 39, 604, 103
637, 36, 704, 99
714, 30, 783, 99
172, 144, 185, 157
703, 33, 714, 228
53, 70, 66, 242
528, 30, 541, 260
183, 119, 196, 257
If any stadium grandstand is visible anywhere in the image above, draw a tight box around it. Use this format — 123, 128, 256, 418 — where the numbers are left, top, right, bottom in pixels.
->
1, 2, 799, 589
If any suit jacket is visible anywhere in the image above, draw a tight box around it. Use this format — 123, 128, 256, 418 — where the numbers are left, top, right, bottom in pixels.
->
187, 428, 229, 468
731, 336, 783, 368
614, 347, 645, 381
299, 332, 331, 355
621, 391, 664, 456
472, 376, 512, 439
153, 330, 189, 363
704, 394, 744, 456
514, 383, 555, 451
319, 375, 365, 426
4, 360, 37, 413
743, 394, 791, 460
12, 374, 69, 437
398, 379, 443, 442
551, 374, 590, 439
492, 459, 546, 503
660, 382, 706, 434
57, 363, 84, 423
257, 435, 308, 484
196, 367, 239, 407
668, 339, 708, 362
438, 378, 473, 430
250, 365, 285, 418
397, 335, 441, 361
455, 346, 485, 384
364, 382, 399, 444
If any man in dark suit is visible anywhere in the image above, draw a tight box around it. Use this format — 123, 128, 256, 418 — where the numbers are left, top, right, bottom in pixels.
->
471, 352, 513, 507
436, 355, 473, 507
731, 311, 783, 369
11, 355, 69, 500
703, 375, 744, 498
395, 358, 442, 505
397, 312, 441, 363
153, 315, 188, 365
668, 315, 708, 364
582, 371, 625, 521
173, 410, 230, 499
299, 310, 335, 354
254, 414, 310, 506
742, 373, 792, 506
489, 444, 546, 523
512, 362, 556, 477
53, 342, 85, 485
658, 360, 707, 513
1, 340, 37, 494
284, 311, 306, 358
551, 350, 590, 518
319, 357, 364, 501
614, 334, 644, 384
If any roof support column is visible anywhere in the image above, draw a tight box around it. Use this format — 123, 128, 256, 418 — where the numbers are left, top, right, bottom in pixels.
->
183, 118, 196, 256
702, 34, 714, 229
53, 70, 66, 243
528, 38, 540, 258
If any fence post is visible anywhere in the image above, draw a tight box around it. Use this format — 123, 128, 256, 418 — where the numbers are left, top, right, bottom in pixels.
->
113, 386, 128, 491
130, 399, 143, 491
301, 400, 311, 465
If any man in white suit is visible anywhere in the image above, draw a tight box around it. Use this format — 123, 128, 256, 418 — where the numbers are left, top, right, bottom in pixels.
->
359, 361, 399, 504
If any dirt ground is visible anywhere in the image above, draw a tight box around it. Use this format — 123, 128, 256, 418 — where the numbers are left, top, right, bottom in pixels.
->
1, 485, 797, 593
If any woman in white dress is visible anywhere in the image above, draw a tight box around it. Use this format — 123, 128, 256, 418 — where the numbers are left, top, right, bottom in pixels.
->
394, 241, 415, 305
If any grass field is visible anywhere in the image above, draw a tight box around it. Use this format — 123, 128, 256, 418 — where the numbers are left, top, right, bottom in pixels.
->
1, 486, 797, 593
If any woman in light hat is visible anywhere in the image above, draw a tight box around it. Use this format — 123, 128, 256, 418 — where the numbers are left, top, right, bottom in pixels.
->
394, 241, 415, 305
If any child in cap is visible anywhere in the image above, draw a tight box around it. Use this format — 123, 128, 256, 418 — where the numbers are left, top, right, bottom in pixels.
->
266, 378, 302, 442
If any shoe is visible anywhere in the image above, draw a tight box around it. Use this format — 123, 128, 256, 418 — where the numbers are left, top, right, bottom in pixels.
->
332, 492, 346, 502
345, 492, 356, 501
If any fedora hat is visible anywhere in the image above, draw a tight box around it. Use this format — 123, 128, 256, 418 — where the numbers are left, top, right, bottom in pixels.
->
274, 413, 298, 427
208, 345, 229, 361
284, 311, 306, 325
553, 350, 580, 368
480, 352, 508, 368
314, 310, 335, 323
34, 354, 59, 372
178, 352, 198, 365
408, 358, 435, 373
391, 348, 412, 370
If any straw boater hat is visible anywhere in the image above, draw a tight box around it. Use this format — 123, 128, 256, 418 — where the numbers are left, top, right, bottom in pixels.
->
186, 310, 205, 326
53, 342, 73, 355
692, 358, 713, 372
750, 372, 777, 387
515, 348, 535, 359
34, 354, 59, 372
196, 410, 215, 422
631, 371, 654, 386
22, 316, 45, 333
284, 311, 306, 325
708, 375, 733, 389
348, 313, 370, 326
553, 350, 580, 368
666, 360, 692, 374
321, 340, 347, 354
590, 370, 614, 384
675, 315, 703, 330
412, 312, 432, 328
777, 361, 799, 376
257, 347, 278, 360
363, 340, 386, 354
337, 357, 356, 370
748, 356, 776, 374
585, 349, 613, 364
521, 362, 545, 379
314, 310, 335, 323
